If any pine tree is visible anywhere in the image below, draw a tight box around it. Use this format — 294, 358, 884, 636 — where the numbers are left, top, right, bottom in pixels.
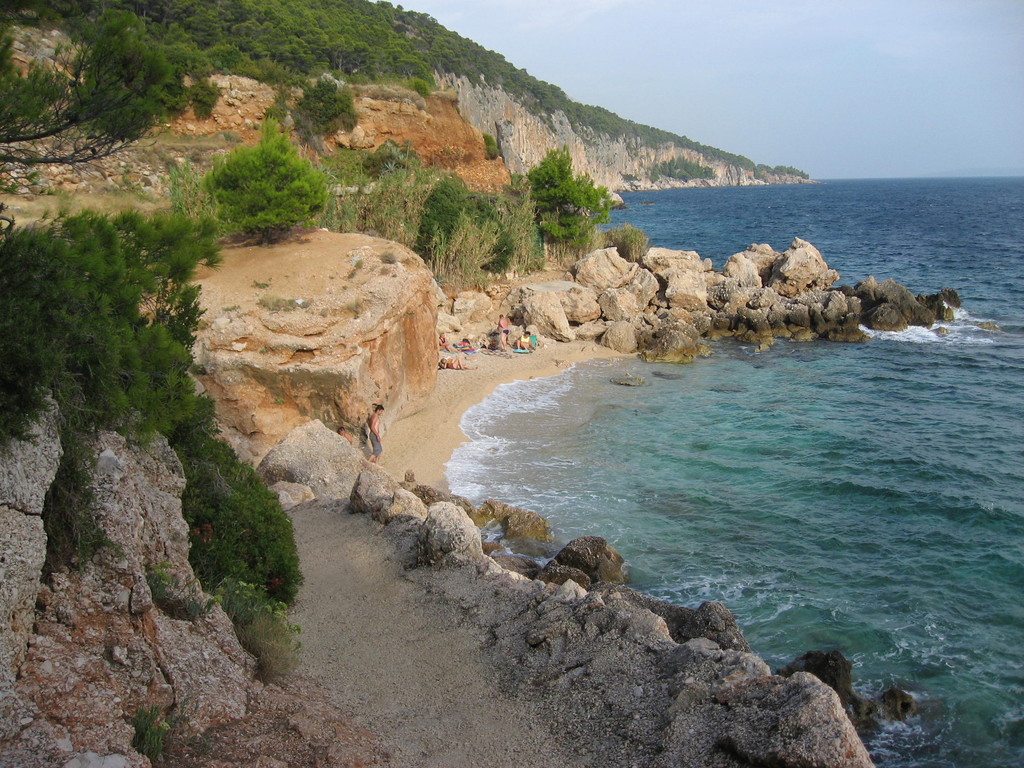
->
202, 119, 328, 243
527, 147, 611, 246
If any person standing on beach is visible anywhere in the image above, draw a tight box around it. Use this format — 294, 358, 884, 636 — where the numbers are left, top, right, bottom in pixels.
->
367, 404, 384, 463
498, 314, 510, 351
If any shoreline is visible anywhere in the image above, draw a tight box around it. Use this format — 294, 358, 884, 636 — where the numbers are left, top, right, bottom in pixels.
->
383, 340, 626, 490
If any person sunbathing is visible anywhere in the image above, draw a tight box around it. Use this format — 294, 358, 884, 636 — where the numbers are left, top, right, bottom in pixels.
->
439, 353, 477, 370
514, 333, 537, 351
439, 333, 456, 352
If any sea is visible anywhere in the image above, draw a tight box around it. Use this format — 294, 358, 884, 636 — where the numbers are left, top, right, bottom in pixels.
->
444, 178, 1024, 768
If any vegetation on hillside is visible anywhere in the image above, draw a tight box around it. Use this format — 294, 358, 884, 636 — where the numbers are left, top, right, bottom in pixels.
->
649, 156, 716, 183
1, 13, 302, 617
45, 0, 803, 175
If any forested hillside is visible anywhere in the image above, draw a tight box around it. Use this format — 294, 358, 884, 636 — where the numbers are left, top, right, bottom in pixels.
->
41, 0, 801, 176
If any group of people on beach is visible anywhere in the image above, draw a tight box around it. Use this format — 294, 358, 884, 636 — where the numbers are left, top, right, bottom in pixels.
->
438, 315, 537, 363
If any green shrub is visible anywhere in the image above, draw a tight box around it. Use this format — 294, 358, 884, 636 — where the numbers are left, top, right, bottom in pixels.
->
202, 119, 328, 243
363, 139, 420, 179
408, 77, 431, 99
0, 211, 219, 446
186, 78, 220, 119
167, 159, 217, 222
295, 77, 357, 136
603, 223, 649, 263
170, 399, 302, 604
131, 705, 170, 761
216, 579, 300, 682
416, 174, 470, 255
528, 147, 611, 246
482, 133, 499, 160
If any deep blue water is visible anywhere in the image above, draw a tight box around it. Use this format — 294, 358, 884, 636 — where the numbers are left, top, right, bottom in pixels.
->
446, 179, 1024, 768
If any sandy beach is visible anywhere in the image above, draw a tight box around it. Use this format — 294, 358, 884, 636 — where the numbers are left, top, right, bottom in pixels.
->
381, 339, 626, 490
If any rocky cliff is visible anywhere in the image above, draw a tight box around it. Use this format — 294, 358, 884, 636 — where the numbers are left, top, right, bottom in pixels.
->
436, 74, 809, 191
192, 229, 439, 464
0, 408, 257, 767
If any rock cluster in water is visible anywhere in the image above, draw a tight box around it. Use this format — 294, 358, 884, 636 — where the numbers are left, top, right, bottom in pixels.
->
439, 238, 961, 363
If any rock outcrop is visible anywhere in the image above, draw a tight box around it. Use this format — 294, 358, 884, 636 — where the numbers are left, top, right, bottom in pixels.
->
0, 419, 258, 768
437, 74, 812, 191
339, 474, 874, 768
193, 230, 438, 463
438, 238, 958, 366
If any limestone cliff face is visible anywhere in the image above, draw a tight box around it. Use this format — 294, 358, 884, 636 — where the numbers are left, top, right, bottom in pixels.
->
0, 413, 256, 768
193, 230, 439, 464
436, 74, 807, 191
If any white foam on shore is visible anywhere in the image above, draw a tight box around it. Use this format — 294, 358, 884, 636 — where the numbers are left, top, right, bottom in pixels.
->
861, 308, 1001, 346
445, 367, 578, 497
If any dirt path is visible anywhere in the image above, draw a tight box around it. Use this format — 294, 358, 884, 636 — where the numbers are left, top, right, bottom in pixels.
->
288, 500, 585, 768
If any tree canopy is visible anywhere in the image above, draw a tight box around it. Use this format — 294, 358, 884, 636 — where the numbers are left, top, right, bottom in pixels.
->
0, 10, 170, 187
527, 147, 611, 246
202, 119, 328, 242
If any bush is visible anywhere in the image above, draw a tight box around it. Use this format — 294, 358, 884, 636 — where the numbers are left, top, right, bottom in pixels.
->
131, 705, 169, 761
295, 76, 357, 135
202, 119, 328, 242
408, 77, 431, 99
416, 174, 470, 255
186, 78, 220, 119
482, 132, 499, 160
527, 147, 611, 246
170, 399, 302, 604
603, 224, 649, 263
0, 211, 219, 445
363, 139, 420, 178
217, 579, 300, 682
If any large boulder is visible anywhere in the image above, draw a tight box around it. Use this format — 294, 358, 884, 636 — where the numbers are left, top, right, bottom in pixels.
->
641, 247, 707, 276
257, 419, 364, 499
768, 238, 840, 298
601, 321, 639, 353
573, 247, 632, 290
856, 276, 935, 328
662, 269, 709, 311
551, 536, 627, 584
558, 284, 602, 324
722, 252, 763, 288
349, 465, 401, 520
417, 501, 485, 565
706, 278, 755, 314
520, 287, 575, 342
476, 498, 552, 543
593, 585, 750, 651
598, 286, 644, 322
640, 321, 712, 364
727, 243, 780, 286
193, 231, 438, 463
662, 640, 873, 768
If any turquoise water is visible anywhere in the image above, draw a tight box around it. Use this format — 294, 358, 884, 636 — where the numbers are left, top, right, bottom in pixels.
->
446, 179, 1024, 767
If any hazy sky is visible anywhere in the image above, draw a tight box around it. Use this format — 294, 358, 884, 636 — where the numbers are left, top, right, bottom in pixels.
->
405, 0, 1024, 179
